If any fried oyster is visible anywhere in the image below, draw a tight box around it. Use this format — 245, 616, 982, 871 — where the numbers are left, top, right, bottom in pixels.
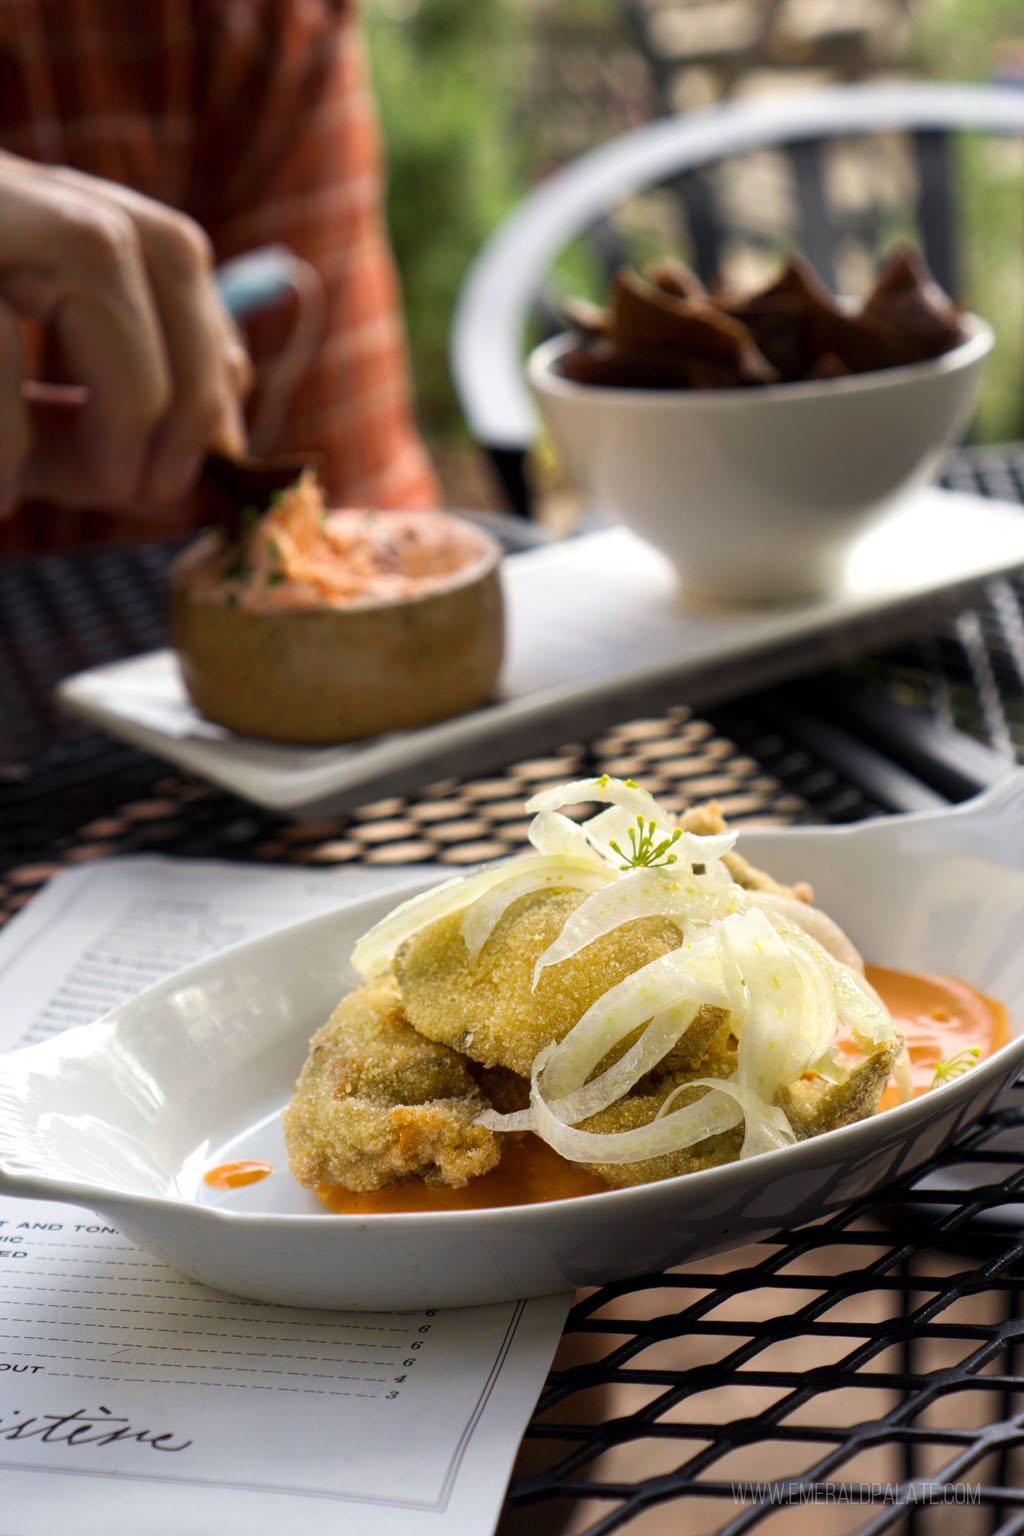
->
282, 976, 502, 1192
284, 780, 905, 1197
394, 889, 685, 1078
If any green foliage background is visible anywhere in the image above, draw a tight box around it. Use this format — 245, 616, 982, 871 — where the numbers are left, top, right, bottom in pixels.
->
368, 0, 1024, 445
365, 0, 527, 438
914, 0, 1024, 441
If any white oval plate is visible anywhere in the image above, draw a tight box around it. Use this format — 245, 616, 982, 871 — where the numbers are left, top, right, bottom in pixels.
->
2, 776, 1023, 1311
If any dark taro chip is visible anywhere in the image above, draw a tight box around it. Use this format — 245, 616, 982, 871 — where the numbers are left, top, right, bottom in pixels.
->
560, 342, 764, 391
611, 269, 777, 384
809, 307, 905, 375
644, 260, 707, 302
720, 293, 816, 382
862, 244, 966, 363
678, 354, 757, 389
743, 254, 841, 320
559, 340, 699, 389
722, 256, 842, 381
804, 350, 850, 381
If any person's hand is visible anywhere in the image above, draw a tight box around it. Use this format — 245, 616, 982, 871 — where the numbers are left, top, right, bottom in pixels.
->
0, 151, 252, 517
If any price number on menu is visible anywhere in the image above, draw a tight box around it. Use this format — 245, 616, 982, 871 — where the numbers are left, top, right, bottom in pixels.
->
385, 1311, 436, 1399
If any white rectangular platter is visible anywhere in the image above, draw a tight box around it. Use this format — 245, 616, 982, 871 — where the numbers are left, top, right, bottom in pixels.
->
57, 485, 1024, 818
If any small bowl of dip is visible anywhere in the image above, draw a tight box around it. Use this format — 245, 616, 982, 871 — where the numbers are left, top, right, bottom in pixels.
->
169, 473, 504, 743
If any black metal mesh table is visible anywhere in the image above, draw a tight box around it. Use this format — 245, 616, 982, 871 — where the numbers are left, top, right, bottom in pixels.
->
3, 452, 1024, 1534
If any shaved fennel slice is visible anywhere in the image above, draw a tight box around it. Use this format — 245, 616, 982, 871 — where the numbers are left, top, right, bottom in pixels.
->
484, 1059, 794, 1166
536, 937, 728, 1104
529, 1072, 745, 1165
525, 776, 664, 822
755, 908, 892, 1047
531, 866, 736, 987
526, 808, 606, 864
717, 909, 821, 1100
748, 890, 865, 972
733, 903, 847, 1099
711, 916, 748, 1025
808, 1046, 849, 1085
715, 908, 840, 1104
815, 947, 892, 1046
656, 1074, 795, 1159
459, 863, 608, 961
476, 999, 703, 1135
785, 945, 840, 1079
351, 853, 597, 978
542, 999, 700, 1125
476, 1105, 534, 1133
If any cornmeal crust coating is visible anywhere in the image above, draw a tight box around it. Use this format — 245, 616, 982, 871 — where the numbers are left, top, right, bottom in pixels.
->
579, 1088, 745, 1188
283, 976, 502, 1192
394, 888, 684, 1078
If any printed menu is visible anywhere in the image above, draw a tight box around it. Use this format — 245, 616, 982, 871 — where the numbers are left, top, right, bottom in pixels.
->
0, 857, 570, 1535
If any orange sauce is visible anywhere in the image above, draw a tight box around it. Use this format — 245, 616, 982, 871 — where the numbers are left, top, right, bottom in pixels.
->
317, 1134, 609, 1215
863, 965, 1008, 1111
204, 1159, 274, 1189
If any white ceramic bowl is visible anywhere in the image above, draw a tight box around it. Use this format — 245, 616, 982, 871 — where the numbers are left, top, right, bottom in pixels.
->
529, 318, 993, 606
1, 775, 1023, 1311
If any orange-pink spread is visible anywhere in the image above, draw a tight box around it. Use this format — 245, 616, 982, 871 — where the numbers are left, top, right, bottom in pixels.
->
177, 473, 494, 611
